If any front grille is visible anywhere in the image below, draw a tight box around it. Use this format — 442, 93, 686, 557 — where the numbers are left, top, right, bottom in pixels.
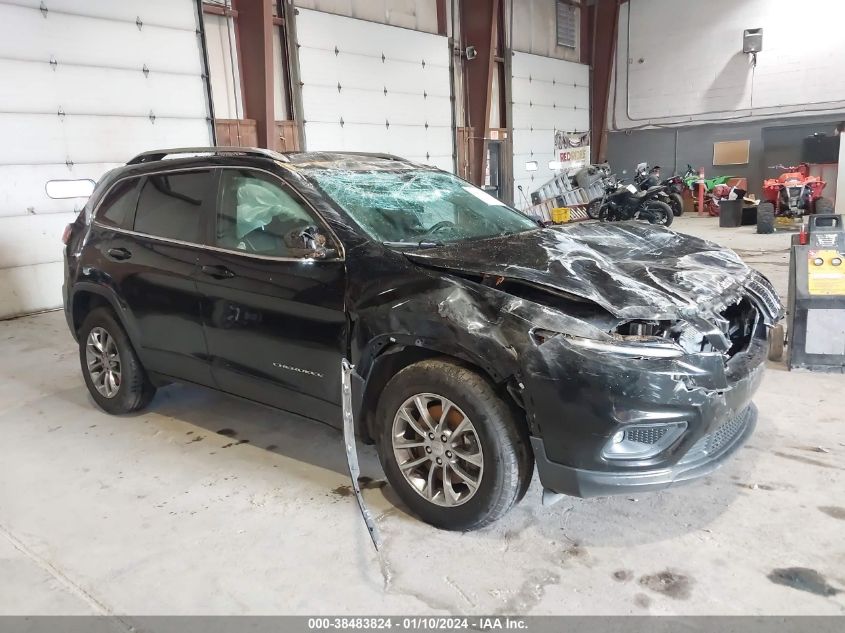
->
745, 271, 783, 322
626, 426, 669, 445
678, 406, 752, 465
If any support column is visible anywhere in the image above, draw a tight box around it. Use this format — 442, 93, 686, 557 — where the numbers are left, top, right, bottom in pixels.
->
589, 0, 622, 163
234, 0, 274, 149
459, 0, 499, 186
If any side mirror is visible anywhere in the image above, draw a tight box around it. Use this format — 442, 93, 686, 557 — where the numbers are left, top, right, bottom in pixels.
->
286, 225, 340, 259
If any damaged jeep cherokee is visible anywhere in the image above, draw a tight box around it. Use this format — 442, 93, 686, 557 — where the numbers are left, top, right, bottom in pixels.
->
63, 148, 783, 531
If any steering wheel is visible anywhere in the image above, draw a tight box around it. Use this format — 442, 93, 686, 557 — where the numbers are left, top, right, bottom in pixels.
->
422, 220, 456, 235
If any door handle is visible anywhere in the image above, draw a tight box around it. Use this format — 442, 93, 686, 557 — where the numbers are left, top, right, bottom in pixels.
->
107, 247, 131, 261
201, 264, 236, 280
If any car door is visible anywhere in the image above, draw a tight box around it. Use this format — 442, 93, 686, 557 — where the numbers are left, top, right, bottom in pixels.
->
94, 168, 216, 386
195, 166, 347, 425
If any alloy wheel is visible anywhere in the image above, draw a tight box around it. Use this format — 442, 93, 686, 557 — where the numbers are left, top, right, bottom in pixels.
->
391, 393, 484, 507
85, 327, 122, 398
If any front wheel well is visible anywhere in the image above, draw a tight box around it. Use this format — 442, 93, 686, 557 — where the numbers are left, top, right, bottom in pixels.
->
358, 346, 527, 445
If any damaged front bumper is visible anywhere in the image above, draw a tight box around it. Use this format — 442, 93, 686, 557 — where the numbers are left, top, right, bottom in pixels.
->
526, 332, 768, 498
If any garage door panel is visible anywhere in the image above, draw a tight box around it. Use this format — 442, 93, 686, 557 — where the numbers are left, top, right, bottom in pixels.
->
0, 0, 211, 317
0, 114, 210, 166
297, 8, 452, 172
0, 61, 208, 118
300, 85, 342, 123
0, 213, 75, 269
0, 163, 120, 218
296, 8, 447, 66
10, 0, 198, 30
0, 260, 65, 319
511, 52, 590, 210
0, 4, 203, 76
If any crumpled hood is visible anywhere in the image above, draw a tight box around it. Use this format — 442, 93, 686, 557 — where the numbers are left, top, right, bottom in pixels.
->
404, 222, 758, 321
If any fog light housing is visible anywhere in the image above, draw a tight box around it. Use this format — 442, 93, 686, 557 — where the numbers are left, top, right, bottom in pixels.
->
602, 422, 687, 460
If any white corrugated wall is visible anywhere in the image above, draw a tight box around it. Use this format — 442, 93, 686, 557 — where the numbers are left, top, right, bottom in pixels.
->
0, 0, 213, 318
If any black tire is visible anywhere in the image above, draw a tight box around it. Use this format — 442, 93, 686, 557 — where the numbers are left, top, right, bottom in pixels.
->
640, 200, 673, 227
78, 307, 156, 414
586, 198, 602, 219
815, 197, 834, 214
669, 192, 684, 216
757, 202, 775, 234
376, 359, 533, 531
767, 324, 785, 362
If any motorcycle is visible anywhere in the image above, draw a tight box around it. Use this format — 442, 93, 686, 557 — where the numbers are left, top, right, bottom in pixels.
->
595, 178, 673, 227
574, 164, 617, 220
635, 163, 684, 216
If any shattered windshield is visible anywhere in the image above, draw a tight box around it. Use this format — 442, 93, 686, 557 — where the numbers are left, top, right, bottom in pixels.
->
303, 168, 538, 245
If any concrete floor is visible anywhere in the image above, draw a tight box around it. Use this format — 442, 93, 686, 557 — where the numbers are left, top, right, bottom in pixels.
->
1, 215, 844, 615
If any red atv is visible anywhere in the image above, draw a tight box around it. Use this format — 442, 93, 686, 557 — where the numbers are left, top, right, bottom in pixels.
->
757, 163, 834, 234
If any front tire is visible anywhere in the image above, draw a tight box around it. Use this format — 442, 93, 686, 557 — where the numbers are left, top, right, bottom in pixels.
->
78, 307, 156, 414
586, 198, 602, 219
376, 359, 533, 530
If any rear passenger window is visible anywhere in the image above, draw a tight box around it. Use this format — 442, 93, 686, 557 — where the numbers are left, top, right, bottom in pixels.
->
133, 170, 212, 243
96, 178, 140, 229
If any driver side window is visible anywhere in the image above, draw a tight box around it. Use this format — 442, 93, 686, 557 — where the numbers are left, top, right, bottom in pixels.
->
216, 169, 327, 257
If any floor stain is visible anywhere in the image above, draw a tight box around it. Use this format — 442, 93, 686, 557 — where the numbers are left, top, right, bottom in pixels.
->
187, 435, 203, 443
773, 451, 838, 470
612, 569, 633, 582
638, 570, 693, 600
331, 477, 387, 498
216, 428, 237, 437
633, 593, 652, 609
768, 567, 840, 597
498, 569, 560, 614
265, 444, 278, 451
559, 543, 590, 566
221, 439, 249, 448
818, 506, 845, 520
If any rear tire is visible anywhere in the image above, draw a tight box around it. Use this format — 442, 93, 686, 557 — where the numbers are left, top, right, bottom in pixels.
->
78, 307, 156, 414
757, 202, 775, 234
640, 200, 673, 227
815, 197, 834, 214
669, 192, 684, 216
376, 359, 533, 531
586, 198, 602, 219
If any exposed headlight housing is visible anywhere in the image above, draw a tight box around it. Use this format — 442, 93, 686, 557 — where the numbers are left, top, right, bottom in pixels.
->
562, 334, 686, 358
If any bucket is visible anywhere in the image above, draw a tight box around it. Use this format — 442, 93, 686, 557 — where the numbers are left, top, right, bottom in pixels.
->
551, 207, 571, 223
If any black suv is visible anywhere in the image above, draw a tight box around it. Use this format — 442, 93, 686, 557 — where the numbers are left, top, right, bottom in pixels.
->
63, 147, 783, 530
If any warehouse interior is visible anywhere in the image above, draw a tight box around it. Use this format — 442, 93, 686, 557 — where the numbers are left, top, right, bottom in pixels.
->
1, 0, 844, 620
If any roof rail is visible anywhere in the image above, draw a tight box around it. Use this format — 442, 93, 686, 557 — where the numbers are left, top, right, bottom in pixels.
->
126, 146, 289, 165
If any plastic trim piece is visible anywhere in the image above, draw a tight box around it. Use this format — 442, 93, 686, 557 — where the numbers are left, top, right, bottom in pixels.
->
341, 359, 381, 550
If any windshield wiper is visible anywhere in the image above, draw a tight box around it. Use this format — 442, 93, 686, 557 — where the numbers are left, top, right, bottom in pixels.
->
383, 240, 444, 249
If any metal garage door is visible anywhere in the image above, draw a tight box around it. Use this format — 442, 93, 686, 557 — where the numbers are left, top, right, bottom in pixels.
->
295, 9, 453, 172
511, 52, 589, 209
0, 0, 212, 318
